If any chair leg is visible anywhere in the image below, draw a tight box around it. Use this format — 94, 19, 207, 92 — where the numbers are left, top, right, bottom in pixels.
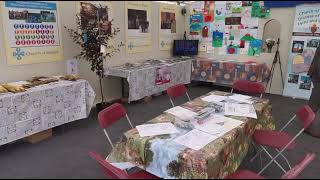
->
170, 98, 175, 107
103, 129, 114, 149
275, 148, 292, 169
259, 146, 287, 174
250, 148, 264, 163
231, 88, 234, 93
186, 92, 191, 101
126, 114, 134, 129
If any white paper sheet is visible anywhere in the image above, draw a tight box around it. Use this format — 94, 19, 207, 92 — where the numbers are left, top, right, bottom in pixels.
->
216, 118, 244, 136
224, 103, 257, 119
229, 94, 253, 104
174, 129, 218, 151
136, 123, 179, 137
110, 162, 136, 170
195, 121, 222, 135
165, 106, 198, 120
201, 94, 227, 103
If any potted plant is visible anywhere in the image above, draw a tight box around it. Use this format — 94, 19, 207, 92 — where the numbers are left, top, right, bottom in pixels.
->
65, 4, 123, 113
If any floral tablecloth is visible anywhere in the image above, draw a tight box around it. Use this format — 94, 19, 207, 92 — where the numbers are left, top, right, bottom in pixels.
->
107, 91, 275, 179
0, 79, 96, 146
191, 58, 270, 86
105, 57, 193, 102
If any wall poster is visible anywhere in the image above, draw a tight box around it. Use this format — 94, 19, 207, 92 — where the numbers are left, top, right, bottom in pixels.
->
125, 1, 151, 54
2, 1, 64, 66
283, 4, 320, 100
159, 4, 178, 51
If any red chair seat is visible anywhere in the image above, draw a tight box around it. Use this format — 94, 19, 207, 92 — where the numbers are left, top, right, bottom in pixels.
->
226, 170, 265, 179
129, 170, 159, 179
253, 130, 296, 150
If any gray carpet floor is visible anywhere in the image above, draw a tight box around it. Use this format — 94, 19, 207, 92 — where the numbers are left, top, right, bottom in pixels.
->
0, 84, 319, 179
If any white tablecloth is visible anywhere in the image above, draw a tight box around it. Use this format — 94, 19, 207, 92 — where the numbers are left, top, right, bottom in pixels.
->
0, 79, 96, 146
105, 57, 193, 102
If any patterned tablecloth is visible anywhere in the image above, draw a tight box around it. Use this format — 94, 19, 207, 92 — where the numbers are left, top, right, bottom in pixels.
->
191, 58, 270, 86
0, 79, 96, 146
105, 57, 193, 102
107, 91, 275, 179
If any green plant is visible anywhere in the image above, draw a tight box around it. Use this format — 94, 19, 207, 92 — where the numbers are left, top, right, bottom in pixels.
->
65, 4, 123, 104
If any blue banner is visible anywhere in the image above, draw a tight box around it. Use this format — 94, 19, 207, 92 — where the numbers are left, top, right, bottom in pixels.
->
5, 1, 57, 10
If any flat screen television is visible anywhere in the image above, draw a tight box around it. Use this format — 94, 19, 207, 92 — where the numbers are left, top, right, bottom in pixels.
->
173, 40, 199, 56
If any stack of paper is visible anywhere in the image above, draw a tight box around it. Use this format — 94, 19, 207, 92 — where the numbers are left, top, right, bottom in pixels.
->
229, 94, 253, 104
201, 94, 227, 103
224, 103, 257, 119
174, 129, 219, 151
165, 106, 198, 120
136, 123, 179, 137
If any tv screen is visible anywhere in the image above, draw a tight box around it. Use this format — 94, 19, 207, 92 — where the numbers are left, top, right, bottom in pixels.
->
173, 40, 199, 56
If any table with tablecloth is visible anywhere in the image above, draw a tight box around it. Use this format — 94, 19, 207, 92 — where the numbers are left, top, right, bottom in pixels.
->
105, 57, 193, 103
191, 58, 271, 86
0, 79, 96, 146
107, 91, 275, 179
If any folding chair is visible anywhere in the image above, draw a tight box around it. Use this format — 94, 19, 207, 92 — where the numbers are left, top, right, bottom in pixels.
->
97, 103, 134, 149
166, 84, 191, 107
89, 151, 159, 179
231, 79, 266, 98
250, 105, 315, 175
225, 153, 316, 179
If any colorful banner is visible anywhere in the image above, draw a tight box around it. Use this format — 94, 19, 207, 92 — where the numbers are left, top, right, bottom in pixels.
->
159, 4, 177, 51
283, 4, 320, 100
2, 1, 63, 66
125, 1, 151, 54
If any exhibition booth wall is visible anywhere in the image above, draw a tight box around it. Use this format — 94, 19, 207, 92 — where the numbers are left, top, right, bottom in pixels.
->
0, 1, 299, 103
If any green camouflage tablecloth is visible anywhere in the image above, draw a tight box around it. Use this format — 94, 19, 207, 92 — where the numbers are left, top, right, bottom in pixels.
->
107, 91, 275, 179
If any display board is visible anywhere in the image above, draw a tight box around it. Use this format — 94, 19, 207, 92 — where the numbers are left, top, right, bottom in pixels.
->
1, 1, 63, 66
283, 4, 320, 100
159, 3, 178, 51
125, 1, 151, 54
77, 1, 113, 34
189, 1, 269, 56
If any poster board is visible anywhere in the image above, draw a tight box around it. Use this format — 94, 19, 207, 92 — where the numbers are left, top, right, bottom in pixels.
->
1, 1, 64, 66
125, 1, 151, 54
189, 1, 264, 56
283, 4, 320, 100
159, 3, 178, 51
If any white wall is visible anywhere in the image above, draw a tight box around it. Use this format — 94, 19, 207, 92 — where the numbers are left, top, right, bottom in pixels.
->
0, 1, 185, 103
0, 1, 297, 100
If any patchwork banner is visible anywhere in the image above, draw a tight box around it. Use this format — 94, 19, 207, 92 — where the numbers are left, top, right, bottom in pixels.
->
125, 1, 152, 54
283, 4, 320, 100
2, 1, 64, 66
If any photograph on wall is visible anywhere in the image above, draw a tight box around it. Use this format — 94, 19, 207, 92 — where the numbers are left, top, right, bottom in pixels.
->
212, 31, 223, 47
291, 41, 305, 53
125, 1, 151, 53
79, 2, 111, 35
292, 54, 307, 74
242, 1, 253, 7
203, 1, 215, 22
288, 74, 299, 84
190, 14, 203, 35
248, 39, 263, 56
241, 7, 258, 29
2, 1, 63, 65
306, 39, 320, 48
214, 1, 226, 21
128, 9, 149, 33
225, 17, 241, 25
159, 4, 177, 51
299, 76, 312, 90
